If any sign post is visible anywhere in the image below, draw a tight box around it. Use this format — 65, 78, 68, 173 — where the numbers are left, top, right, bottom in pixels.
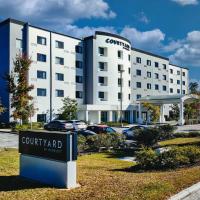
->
19, 130, 78, 188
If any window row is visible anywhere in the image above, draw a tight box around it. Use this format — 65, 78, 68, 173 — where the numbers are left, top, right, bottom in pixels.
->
170, 69, 186, 76
136, 82, 167, 91
37, 88, 83, 98
170, 78, 186, 85
37, 36, 83, 53
98, 92, 131, 101
170, 88, 186, 94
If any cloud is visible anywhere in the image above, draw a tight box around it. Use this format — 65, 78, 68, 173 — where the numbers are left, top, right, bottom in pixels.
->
134, 12, 150, 24
0, 0, 116, 24
171, 0, 199, 6
169, 31, 200, 67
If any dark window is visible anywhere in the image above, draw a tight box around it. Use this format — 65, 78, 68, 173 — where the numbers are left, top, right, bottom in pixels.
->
75, 45, 83, 53
99, 47, 105, 56
136, 82, 141, 88
163, 85, 167, 91
177, 80, 180, 85
128, 94, 131, 100
136, 57, 141, 63
177, 70, 180, 75
98, 92, 104, 99
155, 73, 159, 79
147, 71, 151, 78
99, 77, 105, 84
177, 89, 180, 94
37, 70, 46, 79
37, 53, 46, 62
170, 69, 173, 74
37, 36, 46, 45
37, 88, 46, 96
136, 94, 141, 100
99, 62, 105, 71
76, 76, 83, 83
155, 84, 159, 90
147, 60, 151, 66
170, 88, 173, 93
183, 90, 186, 94
76, 91, 83, 98
183, 72, 185, 76
128, 68, 131, 74
147, 83, 151, 89
118, 93, 122, 100
170, 79, 173, 83
183, 81, 185, 85
37, 114, 46, 122
55, 40, 64, 49
118, 51, 123, 59
56, 89, 64, 97
136, 69, 141, 76
56, 73, 64, 81
76, 61, 83, 68
155, 62, 159, 67
118, 78, 122, 86
163, 75, 167, 80
128, 55, 131, 61
163, 64, 167, 69
55, 57, 64, 65
128, 80, 131, 87
118, 64, 123, 72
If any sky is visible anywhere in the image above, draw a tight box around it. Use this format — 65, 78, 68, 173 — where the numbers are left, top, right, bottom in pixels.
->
0, 0, 200, 81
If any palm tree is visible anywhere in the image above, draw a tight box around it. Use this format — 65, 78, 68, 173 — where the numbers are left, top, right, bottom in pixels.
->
189, 82, 199, 94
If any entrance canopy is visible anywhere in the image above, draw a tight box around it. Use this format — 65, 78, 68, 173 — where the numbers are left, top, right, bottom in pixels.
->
138, 94, 199, 125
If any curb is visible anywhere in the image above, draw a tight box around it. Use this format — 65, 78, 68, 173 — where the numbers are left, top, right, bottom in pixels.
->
169, 182, 200, 200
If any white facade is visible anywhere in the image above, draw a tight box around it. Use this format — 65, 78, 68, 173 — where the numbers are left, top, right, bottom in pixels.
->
0, 18, 189, 124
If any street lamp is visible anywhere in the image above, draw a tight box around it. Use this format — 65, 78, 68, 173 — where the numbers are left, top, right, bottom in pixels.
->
120, 69, 125, 127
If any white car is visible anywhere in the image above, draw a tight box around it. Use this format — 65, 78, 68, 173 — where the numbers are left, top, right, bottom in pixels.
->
67, 120, 87, 130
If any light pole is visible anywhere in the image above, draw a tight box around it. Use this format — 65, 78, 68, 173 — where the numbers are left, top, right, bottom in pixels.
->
120, 69, 125, 127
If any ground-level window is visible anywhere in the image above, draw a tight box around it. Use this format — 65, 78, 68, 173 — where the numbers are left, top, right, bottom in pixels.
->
37, 114, 46, 122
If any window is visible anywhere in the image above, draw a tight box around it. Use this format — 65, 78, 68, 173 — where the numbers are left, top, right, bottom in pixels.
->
76, 91, 83, 98
16, 39, 22, 49
177, 89, 180, 94
56, 89, 64, 97
99, 62, 107, 71
128, 94, 131, 100
183, 72, 185, 76
163, 75, 167, 80
136, 57, 141, 63
136, 82, 141, 88
136, 94, 141, 100
170, 69, 173, 74
55, 40, 64, 49
98, 92, 104, 99
118, 93, 122, 100
37, 71, 46, 79
170, 78, 173, 83
37, 36, 46, 45
99, 47, 105, 56
118, 50, 123, 59
147, 83, 151, 89
147, 71, 151, 78
99, 77, 105, 85
37, 88, 46, 96
128, 68, 131, 74
155, 62, 159, 67
177, 80, 180, 85
183, 90, 186, 94
118, 64, 123, 72
56, 73, 64, 81
75, 45, 83, 53
118, 78, 122, 86
147, 60, 151, 66
155, 84, 159, 90
55, 57, 64, 65
37, 114, 46, 122
76, 76, 83, 83
177, 70, 180, 75
170, 88, 173, 93
136, 69, 141, 76
37, 53, 46, 62
155, 73, 159, 79
76, 61, 83, 68
128, 55, 131, 61
128, 80, 131, 87
163, 64, 167, 69
163, 85, 167, 91
183, 81, 185, 85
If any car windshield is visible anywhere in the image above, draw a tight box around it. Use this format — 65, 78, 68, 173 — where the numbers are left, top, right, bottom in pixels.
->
106, 127, 115, 133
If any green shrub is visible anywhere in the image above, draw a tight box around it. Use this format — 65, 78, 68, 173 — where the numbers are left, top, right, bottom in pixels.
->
174, 132, 200, 138
12, 122, 44, 132
78, 135, 88, 153
133, 128, 160, 147
158, 124, 176, 140
102, 122, 129, 127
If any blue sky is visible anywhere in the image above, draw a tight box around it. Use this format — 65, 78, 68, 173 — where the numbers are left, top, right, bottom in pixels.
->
0, 0, 200, 81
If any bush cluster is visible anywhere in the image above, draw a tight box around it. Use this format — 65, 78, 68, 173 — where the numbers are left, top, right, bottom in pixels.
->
101, 121, 129, 127
136, 145, 200, 169
12, 122, 44, 132
174, 131, 200, 138
78, 133, 125, 153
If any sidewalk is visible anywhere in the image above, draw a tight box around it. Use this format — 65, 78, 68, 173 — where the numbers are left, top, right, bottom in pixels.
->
169, 182, 200, 200
0, 129, 12, 133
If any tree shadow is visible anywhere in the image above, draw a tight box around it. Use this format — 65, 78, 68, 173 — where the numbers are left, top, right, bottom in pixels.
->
0, 175, 50, 192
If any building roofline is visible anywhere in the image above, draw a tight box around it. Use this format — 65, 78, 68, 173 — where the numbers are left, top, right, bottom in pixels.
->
0, 18, 82, 41
169, 63, 189, 70
132, 47, 169, 61
95, 31, 131, 44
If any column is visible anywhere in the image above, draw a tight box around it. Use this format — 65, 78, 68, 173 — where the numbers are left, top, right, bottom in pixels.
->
117, 110, 121, 122
108, 111, 113, 122
97, 111, 101, 124
130, 110, 134, 124
159, 104, 165, 123
147, 111, 151, 124
85, 110, 89, 122
138, 103, 143, 124
179, 100, 185, 126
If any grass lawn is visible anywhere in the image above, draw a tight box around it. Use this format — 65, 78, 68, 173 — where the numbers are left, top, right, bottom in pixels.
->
1, 149, 200, 200
159, 137, 200, 147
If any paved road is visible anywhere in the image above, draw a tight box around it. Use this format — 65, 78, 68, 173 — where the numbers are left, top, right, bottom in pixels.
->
0, 133, 18, 148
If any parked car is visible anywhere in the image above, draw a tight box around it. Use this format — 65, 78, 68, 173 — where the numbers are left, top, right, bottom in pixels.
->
44, 120, 73, 131
77, 125, 116, 136
122, 125, 147, 139
66, 120, 87, 130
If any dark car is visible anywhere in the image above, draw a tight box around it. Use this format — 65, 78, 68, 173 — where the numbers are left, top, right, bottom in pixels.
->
122, 125, 147, 139
44, 120, 73, 131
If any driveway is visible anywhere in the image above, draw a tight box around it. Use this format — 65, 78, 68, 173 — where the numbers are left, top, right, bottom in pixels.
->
0, 133, 18, 148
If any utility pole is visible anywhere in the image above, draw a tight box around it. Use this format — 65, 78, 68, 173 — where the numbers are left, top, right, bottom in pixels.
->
120, 69, 125, 127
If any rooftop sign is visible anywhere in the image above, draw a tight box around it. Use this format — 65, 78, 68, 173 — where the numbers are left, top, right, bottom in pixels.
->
105, 38, 130, 51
